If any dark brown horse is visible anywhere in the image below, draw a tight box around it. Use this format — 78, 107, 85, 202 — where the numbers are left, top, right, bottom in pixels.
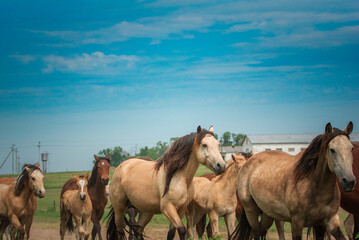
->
332, 142, 359, 240
61, 155, 110, 240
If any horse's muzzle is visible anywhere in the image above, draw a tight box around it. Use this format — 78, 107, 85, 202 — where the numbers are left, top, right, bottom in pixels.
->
340, 177, 356, 192
101, 178, 109, 185
80, 194, 87, 201
34, 188, 46, 198
213, 162, 226, 175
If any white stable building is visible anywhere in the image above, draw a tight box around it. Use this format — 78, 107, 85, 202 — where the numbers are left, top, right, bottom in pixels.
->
220, 133, 359, 157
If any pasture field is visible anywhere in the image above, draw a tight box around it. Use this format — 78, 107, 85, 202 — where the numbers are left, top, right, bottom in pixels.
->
0, 164, 352, 239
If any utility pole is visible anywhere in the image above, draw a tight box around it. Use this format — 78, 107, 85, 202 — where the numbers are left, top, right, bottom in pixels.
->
38, 141, 41, 164
15, 148, 18, 174
11, 144, 15, 174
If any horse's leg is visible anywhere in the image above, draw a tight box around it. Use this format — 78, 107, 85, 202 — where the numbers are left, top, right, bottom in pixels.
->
136, 212, 154, 238
353, 215, 359, 240
224, 211, 236, 239
195, 214, 206, 239
60, 209, 70, 240
185, 203, 196, 239
73, 215, 85, 240
84, 215, 92, 240
324, 214, 346, 240
208, 211, 220, 238
344, 214, 354, 240
162, 204, 186, 240
290, 216, 304, 240
8, 213, 26, 239
241, 199, 262, 239
275, 220, 285, 240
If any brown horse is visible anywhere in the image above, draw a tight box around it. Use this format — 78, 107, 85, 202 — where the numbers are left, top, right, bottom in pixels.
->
0, 163, 45, 239
232, 122, 355, 240
61, 154, 111, 240
107, 126, 226, 240
185, 153, 247, 239
60, 173, 93, 240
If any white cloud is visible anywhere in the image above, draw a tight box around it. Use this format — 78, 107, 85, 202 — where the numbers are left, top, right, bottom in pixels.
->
9, 54, 36, 64
14, 52, 140, 74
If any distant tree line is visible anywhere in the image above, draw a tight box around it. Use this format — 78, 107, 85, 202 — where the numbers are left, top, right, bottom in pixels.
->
98, 132, 244, 167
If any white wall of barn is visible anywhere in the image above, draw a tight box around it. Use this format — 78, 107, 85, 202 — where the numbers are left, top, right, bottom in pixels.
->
252, 143, 309, 155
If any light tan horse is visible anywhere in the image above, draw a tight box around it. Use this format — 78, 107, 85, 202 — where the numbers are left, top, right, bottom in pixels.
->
186, 153, 247, 239
0, 163, 45, 239
107, 126, 226, 240
60, 173, 93, 240
0, 177, 37, 240
232, 122, 356, 240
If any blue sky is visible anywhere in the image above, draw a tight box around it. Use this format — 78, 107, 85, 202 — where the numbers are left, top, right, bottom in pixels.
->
0, 0, 358, 173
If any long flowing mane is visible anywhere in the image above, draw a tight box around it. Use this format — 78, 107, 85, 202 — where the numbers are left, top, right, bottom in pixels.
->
155, 128, 214, 197
88, 156, 110, 188
14, 164, 42, 196
294, 128, 349, 182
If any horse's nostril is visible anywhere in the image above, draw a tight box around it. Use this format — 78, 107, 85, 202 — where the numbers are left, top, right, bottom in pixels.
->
342, 178, 348, 183
217, 163, 221, 168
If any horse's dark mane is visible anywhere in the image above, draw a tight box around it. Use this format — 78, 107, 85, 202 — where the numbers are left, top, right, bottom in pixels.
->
14, 164, 42, 196
155, 128, 214, 197
88, 156, 110, 188
294, 128, 349, 182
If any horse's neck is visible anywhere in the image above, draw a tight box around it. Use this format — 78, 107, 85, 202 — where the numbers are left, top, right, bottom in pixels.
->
312, 153, 337, 190
183, 151, 200, 187
216, 165, 238, 193
16, 181, 33, 203
89, 176, 106, 200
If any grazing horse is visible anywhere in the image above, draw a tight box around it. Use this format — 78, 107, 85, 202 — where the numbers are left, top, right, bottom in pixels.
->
61, 154, 111, 240
185, 153, 247, 239
232, 122, 356, 240
107, 126, 226, 240
60, 173, 93, 240
0, 163, 45, 239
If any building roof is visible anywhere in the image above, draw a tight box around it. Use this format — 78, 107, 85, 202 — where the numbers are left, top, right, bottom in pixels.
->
247, 133, 359, 144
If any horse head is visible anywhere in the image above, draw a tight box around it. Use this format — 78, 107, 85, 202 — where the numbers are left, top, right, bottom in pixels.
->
73, 173, 90, 201
26, 162, 45, 198
94, 154, 111, 185
195, 125, 226, 175
325, 122, 356, 192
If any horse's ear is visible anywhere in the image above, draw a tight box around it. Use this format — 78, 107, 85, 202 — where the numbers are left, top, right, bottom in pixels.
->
106, 154, 111, 161
344, 121, 353, 135
197, 125, 202, 133
231, 154, 235, 161
36, 162, 40, 168
94, 155, 99, 161
209, 125, 214, 133
72, 175, 78, 181
235, 151, 239, 155
325, 122, 333, 136
85, 172, 90, 180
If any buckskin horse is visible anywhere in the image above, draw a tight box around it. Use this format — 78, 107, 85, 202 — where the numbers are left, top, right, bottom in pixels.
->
106, 126, 226, 240
0, 163, 45, 239
232, 122, 355, 240
61, 154, 111, 240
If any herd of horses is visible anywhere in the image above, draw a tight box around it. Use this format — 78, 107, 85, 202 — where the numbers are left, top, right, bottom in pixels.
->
0, 123, 358, 240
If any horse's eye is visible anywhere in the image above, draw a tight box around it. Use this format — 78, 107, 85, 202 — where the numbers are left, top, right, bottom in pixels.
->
32, 177, 35, 181
330, 148, 336, 154
202, 144, 207, 148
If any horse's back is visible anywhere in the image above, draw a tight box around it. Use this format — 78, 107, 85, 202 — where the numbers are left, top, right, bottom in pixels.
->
60, 178, 77, 197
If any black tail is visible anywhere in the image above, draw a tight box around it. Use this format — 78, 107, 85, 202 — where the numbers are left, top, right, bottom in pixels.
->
106, 205, 144, 240
231, 209, 252, 240
66, 212, 75, 233
195, 214, 207, 238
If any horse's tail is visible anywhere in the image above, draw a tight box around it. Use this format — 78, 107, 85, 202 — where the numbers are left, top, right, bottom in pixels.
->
195, 214, 207, 239
312, 224, 326, 240
106, 205, 144, 240
231, 209, 252, 240
66, 212, 75, 233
